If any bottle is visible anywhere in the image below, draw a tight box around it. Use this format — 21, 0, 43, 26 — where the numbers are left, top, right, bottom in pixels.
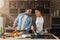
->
0, 14, 4, 35
57, 10, 59, 16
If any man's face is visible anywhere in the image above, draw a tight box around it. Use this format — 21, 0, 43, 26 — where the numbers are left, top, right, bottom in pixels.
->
26, 9, 32, 15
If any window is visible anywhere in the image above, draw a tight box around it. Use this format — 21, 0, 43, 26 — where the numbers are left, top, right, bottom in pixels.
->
0, 0, 4, 8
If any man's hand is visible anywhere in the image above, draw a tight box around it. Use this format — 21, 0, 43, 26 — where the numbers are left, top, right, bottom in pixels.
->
13, 23, 17, 31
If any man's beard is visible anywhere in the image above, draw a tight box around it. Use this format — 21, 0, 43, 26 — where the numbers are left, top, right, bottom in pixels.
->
26, 13, 31, 16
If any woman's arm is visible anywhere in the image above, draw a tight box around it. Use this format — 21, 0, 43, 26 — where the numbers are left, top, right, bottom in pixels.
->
31, 25, 35, 33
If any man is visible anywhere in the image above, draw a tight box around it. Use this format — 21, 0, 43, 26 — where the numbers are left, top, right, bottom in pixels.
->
13, 8, 32, 34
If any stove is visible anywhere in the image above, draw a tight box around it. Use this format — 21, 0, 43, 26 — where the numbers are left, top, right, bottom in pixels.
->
31, 34, 56, 39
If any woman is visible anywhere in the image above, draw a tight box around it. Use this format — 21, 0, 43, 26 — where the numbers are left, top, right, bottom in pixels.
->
31, 8, 44, 35
35, 9, 44, 35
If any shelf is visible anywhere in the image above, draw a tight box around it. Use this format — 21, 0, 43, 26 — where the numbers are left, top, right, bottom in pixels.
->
11, 14, 18, 16
42, 13, 50, 16
51, 24, 60, 29
9, 7, 18, 9
52, 24, 60, 25
44, 7, 50, 9
52, 16, 60, 18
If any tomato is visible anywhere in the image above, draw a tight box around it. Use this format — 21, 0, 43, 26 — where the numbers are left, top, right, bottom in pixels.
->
1, 36, 6, 39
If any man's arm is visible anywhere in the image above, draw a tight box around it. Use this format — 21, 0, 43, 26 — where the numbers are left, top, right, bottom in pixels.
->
25, 18, 32, 30
13, 14, 21, 28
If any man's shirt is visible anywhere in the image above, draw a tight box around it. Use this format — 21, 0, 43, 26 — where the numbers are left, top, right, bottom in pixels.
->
14, 13, 32, 30
21, 14, 28, 30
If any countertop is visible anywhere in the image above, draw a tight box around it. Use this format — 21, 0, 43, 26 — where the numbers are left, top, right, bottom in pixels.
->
0, 34, 59, 40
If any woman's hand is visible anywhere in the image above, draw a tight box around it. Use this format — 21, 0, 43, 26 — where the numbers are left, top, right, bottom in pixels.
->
43, 29, 48, 35
31, 25, 35, 33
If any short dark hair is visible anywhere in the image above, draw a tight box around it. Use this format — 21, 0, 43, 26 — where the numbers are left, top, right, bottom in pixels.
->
35, 6, 43, 13
25, 8, 32, 12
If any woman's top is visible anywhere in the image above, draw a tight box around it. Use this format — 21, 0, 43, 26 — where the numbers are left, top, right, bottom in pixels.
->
36, 17, 44, 34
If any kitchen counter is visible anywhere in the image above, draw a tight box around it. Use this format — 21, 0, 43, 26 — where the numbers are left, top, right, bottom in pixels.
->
0, 34, 59, 40
4, 27, 59, 40
0, 38, 59, 40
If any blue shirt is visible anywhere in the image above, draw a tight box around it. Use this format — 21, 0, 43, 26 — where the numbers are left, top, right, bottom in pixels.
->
14, 13, 32, 30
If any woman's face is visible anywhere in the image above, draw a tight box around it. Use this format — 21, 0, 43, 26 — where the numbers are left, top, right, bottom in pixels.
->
35, 10, 41, 17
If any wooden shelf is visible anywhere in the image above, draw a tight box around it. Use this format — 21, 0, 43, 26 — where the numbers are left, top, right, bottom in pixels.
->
52, 24, 60, 25
9, 1, 50, 14
44, 7, 50, 9
52, 16, 60, 18
42, 14, 50, 15
11, 14, 18, 15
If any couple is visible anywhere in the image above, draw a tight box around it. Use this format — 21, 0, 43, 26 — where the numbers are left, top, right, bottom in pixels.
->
13, 8, 44, 35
